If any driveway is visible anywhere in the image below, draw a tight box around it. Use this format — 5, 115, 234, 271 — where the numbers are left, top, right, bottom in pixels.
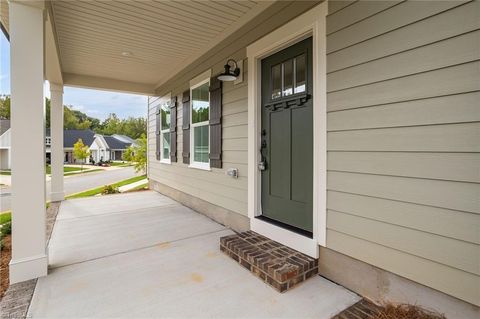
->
0, 166, 139, 211
28, 191, 359, 318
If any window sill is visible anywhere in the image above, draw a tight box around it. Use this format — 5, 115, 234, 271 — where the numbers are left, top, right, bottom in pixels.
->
160, 159, 171, 165
188, 163, 211, 171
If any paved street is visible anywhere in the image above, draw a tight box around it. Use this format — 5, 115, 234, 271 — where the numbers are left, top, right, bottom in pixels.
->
0, 166, 140, 212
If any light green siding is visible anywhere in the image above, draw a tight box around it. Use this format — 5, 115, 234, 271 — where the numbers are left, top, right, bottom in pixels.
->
147, 1, 320, 216
326, 0, 480, 306
146, 0, 480, 306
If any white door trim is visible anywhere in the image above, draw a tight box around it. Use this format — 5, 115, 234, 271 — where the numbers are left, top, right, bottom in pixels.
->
247, 2, 327, 258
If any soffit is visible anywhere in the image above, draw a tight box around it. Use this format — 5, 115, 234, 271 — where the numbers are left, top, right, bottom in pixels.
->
51, 0, 271, 88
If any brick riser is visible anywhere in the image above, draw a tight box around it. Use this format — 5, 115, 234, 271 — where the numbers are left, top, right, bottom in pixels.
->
220, 231, 318, 293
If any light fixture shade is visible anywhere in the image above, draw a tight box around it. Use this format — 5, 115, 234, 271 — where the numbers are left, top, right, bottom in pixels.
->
218, 59, 240, 82
217, 74, 237, 81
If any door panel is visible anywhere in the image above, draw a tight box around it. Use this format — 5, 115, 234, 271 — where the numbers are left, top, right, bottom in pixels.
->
260, 37, 313, 233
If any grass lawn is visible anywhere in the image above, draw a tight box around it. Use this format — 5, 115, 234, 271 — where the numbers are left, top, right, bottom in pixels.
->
0, 212, 11, 224
109, 161, 133, 167
64, 168, 103, 176
45, 165, 83, 175
66, 175, 147, 199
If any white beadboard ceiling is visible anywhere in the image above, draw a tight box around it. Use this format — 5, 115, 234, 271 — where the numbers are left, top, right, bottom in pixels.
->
49, 0, 272, 91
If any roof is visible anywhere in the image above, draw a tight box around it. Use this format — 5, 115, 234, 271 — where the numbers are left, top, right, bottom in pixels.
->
63, 129, 95, 148
103, 136, 132, 150
0, 119, 10, 136
112, 134, 135, 144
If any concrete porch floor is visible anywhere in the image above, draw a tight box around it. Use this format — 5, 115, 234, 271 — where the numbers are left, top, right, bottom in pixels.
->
28, 191, 360, 318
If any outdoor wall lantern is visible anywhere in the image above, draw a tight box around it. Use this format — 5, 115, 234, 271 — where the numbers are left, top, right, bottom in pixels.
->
217, 59, 241, 82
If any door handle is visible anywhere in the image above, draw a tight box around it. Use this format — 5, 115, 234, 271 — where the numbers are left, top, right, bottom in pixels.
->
259, 133, 267, 171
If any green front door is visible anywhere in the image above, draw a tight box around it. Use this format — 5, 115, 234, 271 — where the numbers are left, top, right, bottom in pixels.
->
260, 37, 313, 234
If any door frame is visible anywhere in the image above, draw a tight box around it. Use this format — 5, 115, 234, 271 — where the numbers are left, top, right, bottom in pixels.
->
247, 2, 327, 258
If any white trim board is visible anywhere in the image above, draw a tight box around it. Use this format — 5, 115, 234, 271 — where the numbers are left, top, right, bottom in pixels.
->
246, 2, 328, 258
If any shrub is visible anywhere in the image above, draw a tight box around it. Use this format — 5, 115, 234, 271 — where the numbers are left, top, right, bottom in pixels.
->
101, 185, 120, 195
1, 221, 11, 236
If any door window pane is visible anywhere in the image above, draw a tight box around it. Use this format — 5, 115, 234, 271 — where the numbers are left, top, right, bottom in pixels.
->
161, 103, 170, 130
283, 59, 293, 96
294, 54, 306, 94
192, 83, 209, 123
162, 132, 170, 159
271, 64, 282, 99
193, 125, 209, 163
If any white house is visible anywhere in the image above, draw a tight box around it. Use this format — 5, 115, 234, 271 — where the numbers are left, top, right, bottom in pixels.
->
1, 126, 135, 168
89, 134, 135, 163
0, 119, 11, 170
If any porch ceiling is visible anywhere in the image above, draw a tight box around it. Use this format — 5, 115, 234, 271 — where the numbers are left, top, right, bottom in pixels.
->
1, 0, 275, 94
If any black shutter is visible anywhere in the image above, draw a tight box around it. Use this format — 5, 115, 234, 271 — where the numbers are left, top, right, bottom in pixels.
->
170, 96, 177, 162
155, 106, 161, 160
209, 77, 222, 168
182, 90, 190, 164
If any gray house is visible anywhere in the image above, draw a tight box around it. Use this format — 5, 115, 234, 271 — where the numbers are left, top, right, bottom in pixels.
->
45, 129, 95, 164
1, 1, 478, 318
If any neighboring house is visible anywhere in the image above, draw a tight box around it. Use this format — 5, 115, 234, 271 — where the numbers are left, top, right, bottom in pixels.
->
45, 129, 95, 164
89, 134, 135, 163
1, 1, 478, 318
0, 119, 11, 169
3, 127, 134, 166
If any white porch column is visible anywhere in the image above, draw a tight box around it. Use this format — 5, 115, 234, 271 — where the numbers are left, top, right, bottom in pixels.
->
9, 1, 48, 283
50, 83, 64, 201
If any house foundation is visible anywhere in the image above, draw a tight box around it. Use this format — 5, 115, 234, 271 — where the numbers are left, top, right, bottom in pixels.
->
149, 179, 249, 232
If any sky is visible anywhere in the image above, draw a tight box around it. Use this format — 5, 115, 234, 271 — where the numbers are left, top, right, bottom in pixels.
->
0, 31, 147, 121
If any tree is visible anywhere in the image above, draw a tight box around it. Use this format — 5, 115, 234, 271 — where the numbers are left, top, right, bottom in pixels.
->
122, 134, 147, 174
73, 139, 90, 171
0, 95, 10, 119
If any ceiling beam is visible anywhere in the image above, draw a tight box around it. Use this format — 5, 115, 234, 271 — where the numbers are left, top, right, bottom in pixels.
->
45, 5, 63, 85
62, 73, 155, 95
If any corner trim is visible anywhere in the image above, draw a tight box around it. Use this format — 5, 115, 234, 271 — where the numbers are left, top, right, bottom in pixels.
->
9, 254, 48, 284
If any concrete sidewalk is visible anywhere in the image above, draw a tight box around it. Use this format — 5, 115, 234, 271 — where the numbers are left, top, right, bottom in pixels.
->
28, 191, 359, 318
118, 178, 147, 192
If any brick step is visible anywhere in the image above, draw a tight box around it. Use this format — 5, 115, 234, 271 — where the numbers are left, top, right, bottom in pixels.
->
220, 231, 318, 292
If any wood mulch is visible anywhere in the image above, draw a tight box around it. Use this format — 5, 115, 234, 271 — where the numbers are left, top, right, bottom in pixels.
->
333, 299, 446, 319
0, 235, 11, 299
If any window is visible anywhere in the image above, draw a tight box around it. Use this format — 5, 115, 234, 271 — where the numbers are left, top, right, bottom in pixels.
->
160, 99, 171, 163
271, 54, 306, 100
190, 79, 210, 169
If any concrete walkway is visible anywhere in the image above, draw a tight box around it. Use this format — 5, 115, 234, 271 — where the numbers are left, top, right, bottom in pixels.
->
118, 178, 147, 192
28, 191, 359, 318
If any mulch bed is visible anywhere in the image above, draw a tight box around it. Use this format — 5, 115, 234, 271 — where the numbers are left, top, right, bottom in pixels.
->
0, 235, 11, 299
333, 299, 446, 319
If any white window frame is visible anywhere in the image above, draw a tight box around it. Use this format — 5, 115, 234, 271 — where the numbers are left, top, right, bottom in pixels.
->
159, 93, 172, 165
247, 2, 327, 258
189, 70, 211, 171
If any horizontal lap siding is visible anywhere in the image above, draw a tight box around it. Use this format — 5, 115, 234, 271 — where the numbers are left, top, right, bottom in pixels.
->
147, 1, 319, 217
148, 77, 249, 216
326, 0, 480, 306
